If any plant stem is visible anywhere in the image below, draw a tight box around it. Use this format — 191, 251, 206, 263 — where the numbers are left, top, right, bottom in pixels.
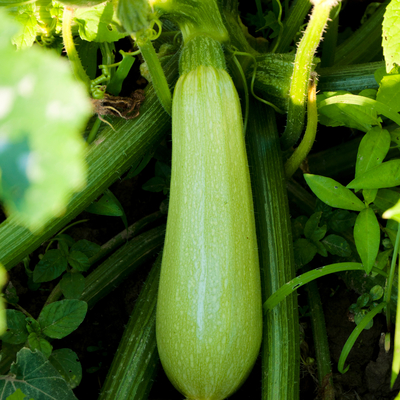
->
87, 117, 102, 144
285, 72, 318, 178
385, 224, 400, 332
333, 0, 390, 66
247, 99, 300, 400
271, 0, 312, 53
62, 7, 91, 90
305, 278, 335, 399
281, 0, 338, 150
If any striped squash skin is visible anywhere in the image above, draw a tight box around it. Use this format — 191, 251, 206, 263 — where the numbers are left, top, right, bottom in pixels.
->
156, 53, 262, 400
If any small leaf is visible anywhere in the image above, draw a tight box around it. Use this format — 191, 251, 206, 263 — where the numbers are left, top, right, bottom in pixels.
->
313, 240, 328, 257
348, 160, 400, 190
363, 189, 378, 205
354, 208, 380, 273
70, 240, 101, 259
293, 238, 318, 269
354, 310, 373, 330
67, 251, 90, 272
38, 300, 87, 339
291, 215, 308, 240
357, 293, 371, 308
33, 250, 68, 283
58, 240, 69, 257
304, 212, 327, 242
0, 310, 28, 344
370, 285, 384, 301
374, 189, 400, 213
59, 273, 86, 299
328, 210, 357, 232
28, 332, 53, 359
49, 349, 82, 389
85, 193, 123, 217
374, 249, 393, 270
25, 317, 41, 334
54, 234, 76, 248
155, 161, 171, 180
356, 127, 391, 177
125, 151, 153, 179
142, 176, 166, 192
322, 234, 352, 257
304, 174, 365, 212
0, 348, 78, 399
4, 282, 19, 305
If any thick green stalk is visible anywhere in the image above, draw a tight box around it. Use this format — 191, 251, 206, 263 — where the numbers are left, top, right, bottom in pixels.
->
333, 0, 389, 66
317, 62, 382, 93
246, 99, 300, 400
281, 0, 339, 150
271, 0, 312, 54
305, 279, 335, 399
80, 225, 165, 309
0, 52, 179, 271
98, 254, 162, 400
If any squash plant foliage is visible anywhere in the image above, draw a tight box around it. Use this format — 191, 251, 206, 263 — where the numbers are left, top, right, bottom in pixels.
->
2, 0, 400, 399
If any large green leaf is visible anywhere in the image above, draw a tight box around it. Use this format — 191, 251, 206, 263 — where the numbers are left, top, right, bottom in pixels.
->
304, 174, 366, 211
32, 250, 68, 283
74, 2, 128, 42
376, 74, 400, 112
0, 348, 77, 400
38, 300, 87, 339
355, 127, 391, 177
0, 10, 91, 230
347, 160, 400, 189
354, 208, 380, 274
382, 0, 400, 73
60, 272, 86, 299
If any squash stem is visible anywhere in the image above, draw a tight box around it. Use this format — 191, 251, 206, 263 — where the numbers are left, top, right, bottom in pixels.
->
285, 72, 318, 178
247, 98, 300, 399
281, 0, 340, 150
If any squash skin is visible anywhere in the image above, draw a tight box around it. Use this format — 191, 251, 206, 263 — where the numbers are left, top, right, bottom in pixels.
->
156, 54, 262, 400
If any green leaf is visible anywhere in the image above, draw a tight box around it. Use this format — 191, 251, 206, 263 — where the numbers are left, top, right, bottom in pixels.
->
354, 208, 380, 274
293, 238, 318, 269
374, 189, 400, 213
28, 332, 53, 359
0, 310, 28, 344
85, 192, 124, 217
6, 388, 33, 400
0, 11, 91, 230
4, 282, 19, 305
49, 349, 82, 389
363, 189, 378, 205
357, 293, 371, 308
317, 91, 380, 132
0, 348, 78, 399
304, 212, 327, 242
155, 160, 171, 180
117, 0, 151, 34
125, 151, 153, 179
355, 127, 391, 177
322, 234, 352, 257
54, 234, 76, 248
58, 240, 69, 258
59, 272, 86, 299
377, 74, 400, 112
38, 300, 87, 339
74, 2, 128, 43
313, 240, 328, 257
33, 250, 68, 283
25, 317, 40, 335
354, 310, 373, 330
328, 210, 357, 232
348, 160, 400, 189
291, 215, 308, 240
304, 174, 366, 212
11, 11, 37, 50
142, 176, 166, 192
382, 0, 400, 73
70, 240, 101, 259
374, 249, 393, 270
370, 285, 384, 301
67, 251, 90, 272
